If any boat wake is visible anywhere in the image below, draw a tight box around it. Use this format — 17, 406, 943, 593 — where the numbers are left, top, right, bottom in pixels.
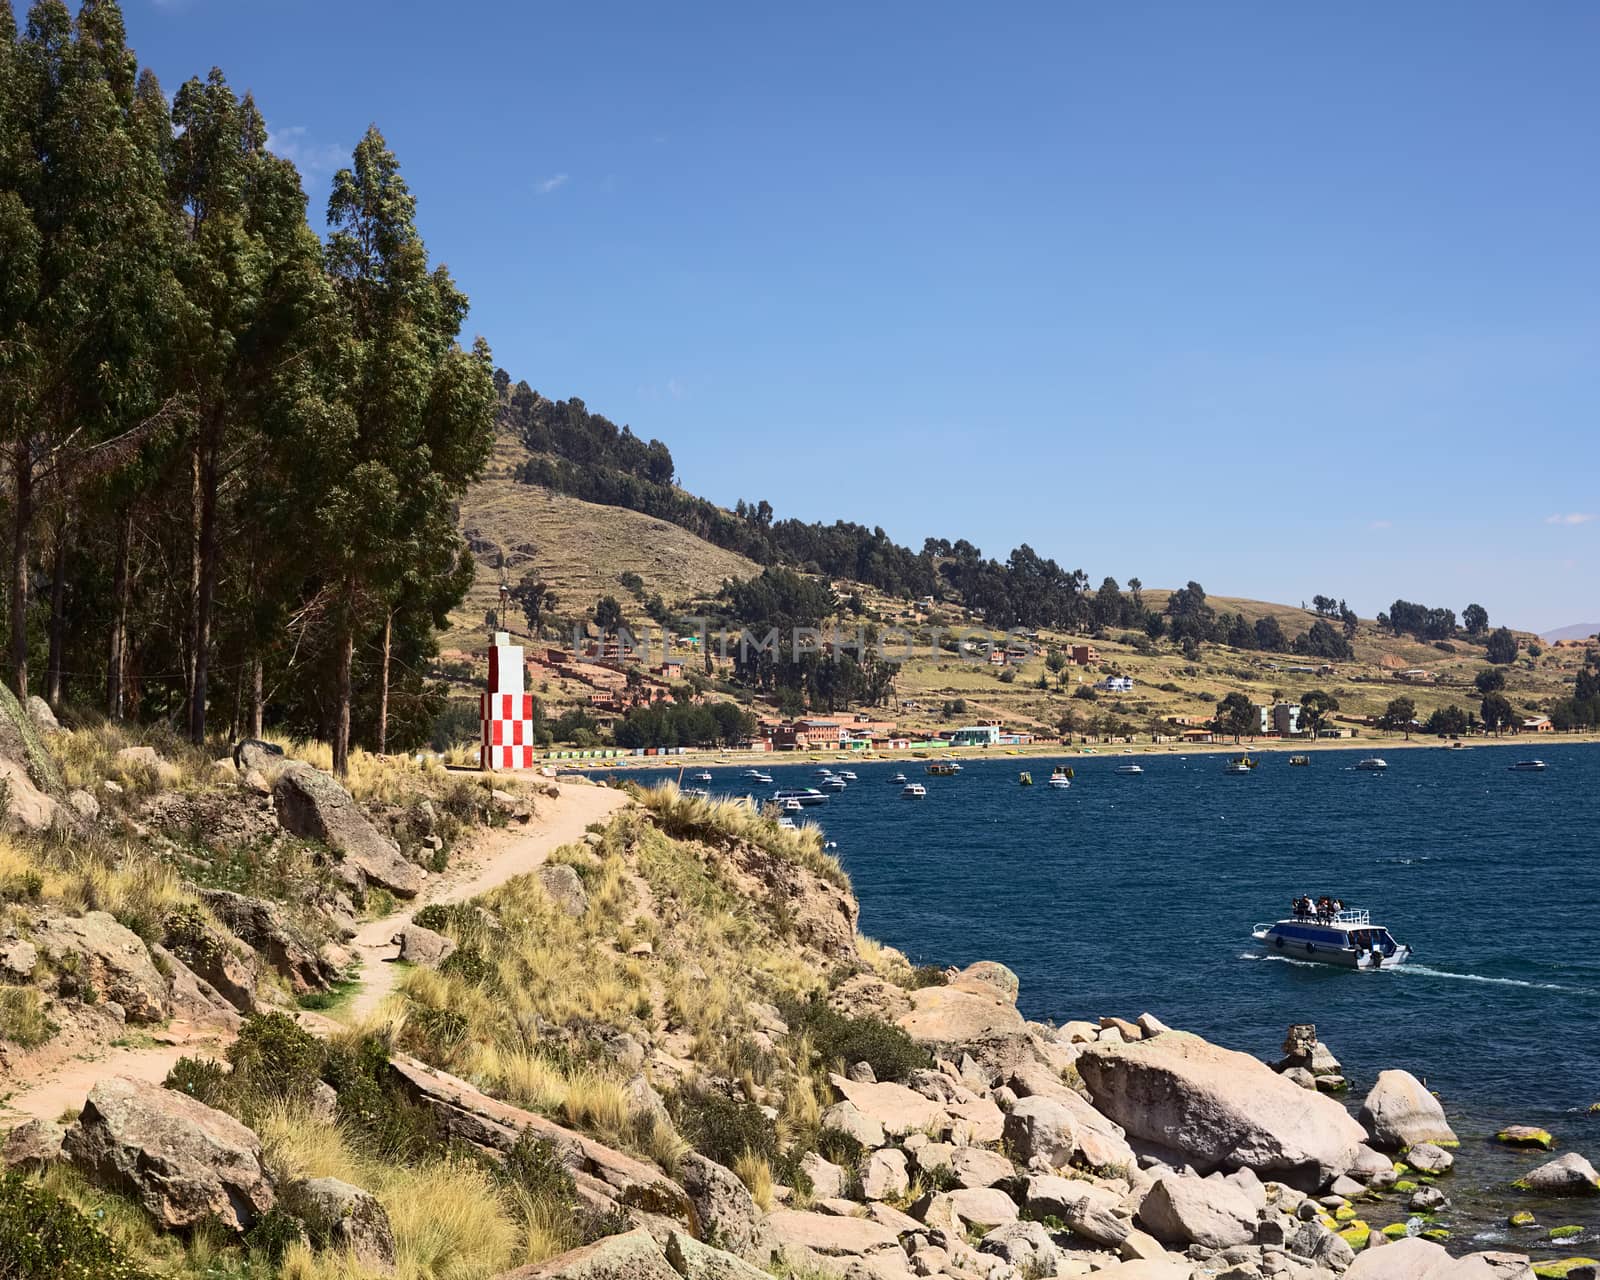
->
1240, 954, 1593, 992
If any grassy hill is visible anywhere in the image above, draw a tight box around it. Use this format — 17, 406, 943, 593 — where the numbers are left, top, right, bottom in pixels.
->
451, 429, 1581, 742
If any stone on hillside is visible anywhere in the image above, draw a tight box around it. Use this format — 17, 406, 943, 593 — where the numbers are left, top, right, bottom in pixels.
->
1137, 1013, 1171, 1037
286, 1176, 396, 1273
1348, 1144, 1394, 1183
162, 906, 258, 1012
0, 752, 61, 832
766, 1210, 900, 1258
831, 1074, 942, 1137
1345, 1235, 1450, 1279
860, 1148, 909, 1201
34, 911, 170, 1023
2, 1118, 65, 1172
1057, 1020, 1100, 1044
664, 1231, 772, 1280
272, 761, 425, 897
820, 1099, 886, 1149
1077, 1030, 1368, 1187
978, 1221, 1058, 1275
939, 1146, 1015, 1189
1281, 1066, 1316, 1091
1022, 1174, 1127, 1248
0, 680, 62, 795
233, 738, 286, 774
62, 1076, 274, 1233
801, 1152, 848, 1200
66, 789, 100, 823
1433, 1253, 1536, 1279
198, 887, 339, 993
942, 1096, 1006, 1146
155, 944, 244, 1032
0, 939, 37, 979
828, 973, 914, 1023
537, 863, 589, 917
945, 1186, 1019, 1229
1407, 1142, 1454, 1174
1002, 1095, 1077, 1169
1357, 1070, 1458, 1150
897, 983, 1026, 1049
846, 1061, 876, 1084
1136, 1172, 1256, 1250
115, 745, 180, 784
1517, 1153, 1600, 1196
956, 961, 1020, 1004
1101, 1016, 1144, 1042
679, 1152, 774, 1264
25, 694, 61, 734
492, 1227, 681, 1280
393, 921, 457, 967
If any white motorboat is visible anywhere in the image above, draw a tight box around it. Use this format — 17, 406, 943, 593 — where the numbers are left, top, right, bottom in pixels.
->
1355, 757, 1388, 772
1509, 760, 1547, 772
889, 772, 908, 784
819, 776, 847, 792
776, 815, 797, 829
774, 788, 827, 807
1115, 764, 1144, 775
1251, 906, 1412, 969
902, 782, 927, 798
838, 771, 858, 781
690, 770, 713, 783
782, 797, 803, 813
682, 787, 709, 799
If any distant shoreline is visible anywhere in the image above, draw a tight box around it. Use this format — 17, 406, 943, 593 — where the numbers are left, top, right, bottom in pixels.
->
533, 731, 1600, 775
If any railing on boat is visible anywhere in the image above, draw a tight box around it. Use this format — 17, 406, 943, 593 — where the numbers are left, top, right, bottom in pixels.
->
1290, 908, 1370, 925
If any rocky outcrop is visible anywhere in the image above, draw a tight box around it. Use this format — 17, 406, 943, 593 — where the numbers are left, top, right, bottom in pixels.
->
284, 1176, 396, 1273
1358, 1069, 1458, 1149
1001, 1095, 1078, 1169
2, 1117, 66, 1172
61, 1076, 275, 1233
393, 921, 457, 966
197, 887, 338, 993
34, 910, 170, 1022
1077, 1030, 1367, 1187
766, 1209, 900, 1258
679, 1152, 774, 1265
828, 974, 913, 1023
537, 863, 590, 917
896, 982, 1025, 1050
161, 904, 259, 1011
272, 762, 426, 898
664, 1230, 773, 1280
829, 1074, 942, 1137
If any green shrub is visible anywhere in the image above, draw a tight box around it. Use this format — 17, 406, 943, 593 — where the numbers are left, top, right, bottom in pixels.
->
0, 987, 55, 1048
323, 1032, 440, 1161
780, 995, 931, 1083
497, 1129, 577, 1205
668, 1086, 775, 1167
906, 965, 947, 991
164, 1057, 234, 1111
228, 1012, 326, 1102
0, 1169, 153, 1279
814, 1126, 864, 1167
439, 945, 495, 987
0, 869, 42, 902
244, 1205, 306, 1263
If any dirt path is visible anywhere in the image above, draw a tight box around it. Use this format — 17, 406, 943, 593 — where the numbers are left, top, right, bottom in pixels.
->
0, 781, 628, 1126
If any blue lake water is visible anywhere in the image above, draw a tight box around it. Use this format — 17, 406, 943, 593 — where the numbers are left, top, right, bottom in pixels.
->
645, 740, 1600, 1247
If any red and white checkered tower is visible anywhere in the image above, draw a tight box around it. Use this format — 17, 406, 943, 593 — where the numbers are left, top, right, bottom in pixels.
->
481, 631, 536, 770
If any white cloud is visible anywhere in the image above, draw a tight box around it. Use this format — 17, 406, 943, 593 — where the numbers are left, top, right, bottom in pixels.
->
265, 126, 347, 178
1368, 519, 1392, 530
1544, 512, 1596, 526
537, 173, 569, 195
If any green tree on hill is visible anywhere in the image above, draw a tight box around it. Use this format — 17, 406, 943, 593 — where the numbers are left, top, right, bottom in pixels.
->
1217, 691, 1256, 742
1299, 689, 1339, 738
1486, 627, 1518, 665
1424, 704, 1470, 736
1474, 667, 1506, 695
1479, 691, 1517, 735
1462, 603, 1489, 637
594, 595, 625, 632
1254, 615, 1289, 652
510, 576, 557, 637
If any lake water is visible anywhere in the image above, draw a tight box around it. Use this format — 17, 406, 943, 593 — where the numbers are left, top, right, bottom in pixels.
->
666, 741, 1600, 1250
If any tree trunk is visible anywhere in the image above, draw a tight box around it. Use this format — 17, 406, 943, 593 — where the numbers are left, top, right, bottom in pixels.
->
184, 445, 201, 722
189, 431, 220, 745
10, 441, 31, 699
332, 575, 355, 778
46, 512, 69, 707
250, 655, 263, 738
108, 507, 131, 720
376, 608, 392, 756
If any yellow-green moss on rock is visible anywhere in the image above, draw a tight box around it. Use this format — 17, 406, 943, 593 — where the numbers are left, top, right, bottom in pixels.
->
1533, 1260, 1600, 1279
1499, 1126, 1556, 1150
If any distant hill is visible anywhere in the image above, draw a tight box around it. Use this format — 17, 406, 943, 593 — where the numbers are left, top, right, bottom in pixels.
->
1543, 622, 1599, 644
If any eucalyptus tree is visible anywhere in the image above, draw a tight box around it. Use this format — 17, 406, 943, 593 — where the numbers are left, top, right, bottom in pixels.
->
321, 126, 493, 772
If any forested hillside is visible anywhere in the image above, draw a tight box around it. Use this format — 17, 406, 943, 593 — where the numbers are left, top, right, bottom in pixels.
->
0, 1, 496, 771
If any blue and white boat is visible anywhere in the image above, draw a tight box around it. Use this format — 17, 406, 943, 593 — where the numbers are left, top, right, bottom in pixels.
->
773, 787, 828, 807
1251, 907, 1412, 969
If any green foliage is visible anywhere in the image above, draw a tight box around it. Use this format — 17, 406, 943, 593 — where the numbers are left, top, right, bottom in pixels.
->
813, 1126, 865, 1167
1487, 627, 1519, 665
243, 1206, 305, 1263
0, 1170, 153, 1280
322, 1031, 440, 1161
668, 1085, 776, 1167
0, 987, 54, 1048
229, 1012, 326, 1103
906, 964, 948, 990
497, 1129, 578, 1205
780, 994, 930, 1083
164, 1057, 233, 1111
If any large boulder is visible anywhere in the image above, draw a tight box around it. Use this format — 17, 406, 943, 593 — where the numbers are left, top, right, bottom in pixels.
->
272, 762, 425, 897
828, 973, 914, 1023
679, 1153, 774, 1265
1345, 1236, 1450, 1280
1021, 1174, 1127, 1247
830, 1074, 942, 1137
1434, 1254, 1536, 1279
2, 1118, 66, 1172
1002, 1095, 1077, 1169
198, 887, 338, 993
492, 1227, 681, 1280
955, 961, 1020, 1004
859, 1148, 909, 1201
34, 911, 170, 1023
977, 1221, 1058, 1276
896, 983, 1026, 1050
1516, 1152, 1600, 1195
392, 922, 456, 967
765, 1209, 900, 1258
1077, 1030, 1367, 1187
664, 1231, 773, 1280
161, 904, 259, 1011
536, 863, 589, 917
285, 1176, 395, 1273
1136, 1172, 1256, 1249
61, 1076, 274, 1233
1357, 1070, 1458, 1150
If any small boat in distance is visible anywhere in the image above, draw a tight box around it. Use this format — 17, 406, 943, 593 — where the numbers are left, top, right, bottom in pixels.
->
1252, 906, 1412, 970
889, 772, 907, 784
838, 771, 858, 781
1289, 755, 1310, 767
1355, 757, 1388, 772
690, 770, 713, 783
776, 815, 797, 830
902, 782, 927, 798
819, 776, 847, 791
927, 762, 960, 777
1019, 772, 1033, 786
773, 787, 827, 807
782, 797, 803, 812
1224, 755, 1256, 775
1048, 765, 1072, 789
1509, 760, 1547, 772
1115, 764, 1144, 776
682, 787, 709, 799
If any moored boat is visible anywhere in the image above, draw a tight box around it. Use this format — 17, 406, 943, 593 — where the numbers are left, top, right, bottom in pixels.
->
819, 776, 847, 791
690, 770, 713, 783
927, 762, 960, 777
1251, 906, 1412, 969
1224, 755, 1255, 775
1019, 771, 1033, 786
1509, 760, 1547, 772
902, 782, 927, 798
1289, 755, 1310, 767
1355, 757, 1388, 772
773, 787, 827, 807
1115, 764, 1143, 775
889, 772, 907, 784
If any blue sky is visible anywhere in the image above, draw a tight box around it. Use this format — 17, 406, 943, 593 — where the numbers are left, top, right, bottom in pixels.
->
89, 3, 1600, 629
